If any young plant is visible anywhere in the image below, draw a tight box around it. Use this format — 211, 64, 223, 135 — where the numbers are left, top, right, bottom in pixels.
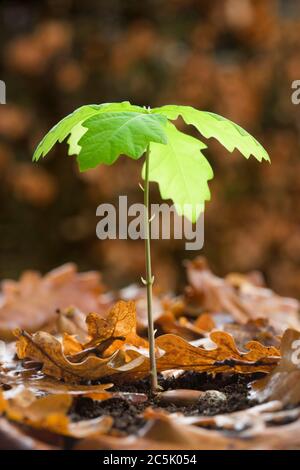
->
33, 101, 269, 391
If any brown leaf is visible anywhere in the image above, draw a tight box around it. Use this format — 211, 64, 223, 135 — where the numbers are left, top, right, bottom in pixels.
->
120, 284, 165, 332
0, 264, 108, 341
223, 318, 280, 349
0, 389, 112, 438
24, 379, 114, 397
84, 300, 148, 356
14, 328, 145, 382
13, 304, 280, 383
157, 331, 279, 373
75, 401, 300, 450
62, 333, 84, 356
185, 257, 300, 333
194, 313, 216, 332
56, 307, 88, 342
135, 401, 300, 450
75, 416, 232, 450
0, 417, 57, 450
155, 313, 205, 341
251, 328, 300, 406
114, 331, 280, 382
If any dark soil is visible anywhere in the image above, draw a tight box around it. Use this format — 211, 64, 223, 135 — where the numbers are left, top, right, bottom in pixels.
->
69, 372, 262, 435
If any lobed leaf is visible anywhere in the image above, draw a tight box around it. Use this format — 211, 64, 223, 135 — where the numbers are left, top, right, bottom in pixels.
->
33, 101, 145, 162
77, 111, 168, 171
0, 263, 107, 341
251, 329, 300, 406
14, 328, 145, 382
13, 300, 280, 384
0, 390, 113, 438
154, 104, 270, 162
145, 123, 213, 222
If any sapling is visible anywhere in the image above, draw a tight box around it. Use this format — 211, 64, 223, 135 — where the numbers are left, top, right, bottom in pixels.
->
33, 101, 269, 391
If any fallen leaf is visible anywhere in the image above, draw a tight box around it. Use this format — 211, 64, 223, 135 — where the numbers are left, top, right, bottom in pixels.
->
0, 389, 112, 438
56, 307, 88, 342
113, 331, 280, 382
0, 264, 108, 341
14, 304, 280, 383
194, 313, 216, 332
155, 312, 205, 340
62, 333, 84, 356
84, 300, 148, 356
223, 318, 280, 349
0, 417, 57, 450
185, 257, 300, 333
120, 284, 166, 332
25, 379, 114, 397
251, 328, 300, 406
14, 328, 145, 382
134, 401, 300, 449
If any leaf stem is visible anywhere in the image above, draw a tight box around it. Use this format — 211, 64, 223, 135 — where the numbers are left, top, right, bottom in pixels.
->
144, 144, 158, 392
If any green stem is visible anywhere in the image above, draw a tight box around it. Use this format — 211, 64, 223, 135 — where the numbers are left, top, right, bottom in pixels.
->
144, 144, 158, 392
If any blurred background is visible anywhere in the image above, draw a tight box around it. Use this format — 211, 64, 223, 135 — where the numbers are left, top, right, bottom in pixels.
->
0, 0, 300, 296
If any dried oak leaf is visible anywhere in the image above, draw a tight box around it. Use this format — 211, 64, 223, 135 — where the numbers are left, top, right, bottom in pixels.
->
0, 263, 108, 341
14, 328, 145, 383
13, 302, 279, 383
174, 400, 299, 433
157, 331, 279, 374
131, 401, 300, 450
76, 402, 300, 450
0, 390, 112, 438
251, 328, 300, 406
120, 284, 166, 332
75, 416, 231, 450
113, 331, 280, 382
83, 300, 148, 356
155, 313, 203, 341
185, 257, 300, 333
222, 318, 280, 349
56, 307, 89, 343
30, 380, 113, 399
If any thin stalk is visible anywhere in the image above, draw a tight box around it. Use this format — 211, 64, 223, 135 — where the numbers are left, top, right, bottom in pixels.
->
143, 144, 158, 391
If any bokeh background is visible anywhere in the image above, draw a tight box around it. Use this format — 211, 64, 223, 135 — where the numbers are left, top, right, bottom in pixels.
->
1, 0, 300, 296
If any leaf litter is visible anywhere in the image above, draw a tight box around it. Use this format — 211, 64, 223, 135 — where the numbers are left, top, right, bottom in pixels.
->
0, 258, 300, 449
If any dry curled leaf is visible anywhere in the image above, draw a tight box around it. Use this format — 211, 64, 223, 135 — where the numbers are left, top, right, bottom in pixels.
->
133, 400, 300, 450
113, 331, 280, 382
14, 328, 145, 382
120, 284, 166, 332
251, 328, 300, 406
13, 300, 280, 383
185, 257, 300, 333
23, 379, 114, 398
157, 331, 280, 374
0, 389, 112, 438
223, 318, 280, 349
0, 264, 108, 341
155, 312, 205, 341
85, 300, 148, 355
56, 307, 88, 342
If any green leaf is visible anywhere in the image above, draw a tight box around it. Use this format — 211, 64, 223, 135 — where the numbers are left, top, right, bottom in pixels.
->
153, 105, 270, 163
67, 121, 87, 156
144, 122, 213, 222
33, 102, 145, 162
76, 111, 168, 171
